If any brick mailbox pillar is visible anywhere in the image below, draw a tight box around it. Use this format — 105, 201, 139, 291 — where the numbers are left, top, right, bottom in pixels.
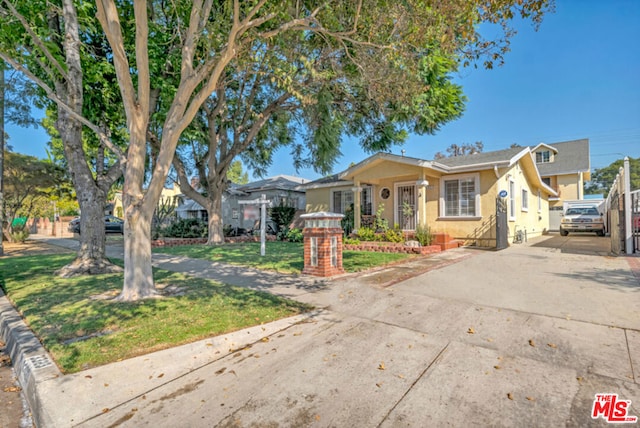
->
301, 212, 345, 277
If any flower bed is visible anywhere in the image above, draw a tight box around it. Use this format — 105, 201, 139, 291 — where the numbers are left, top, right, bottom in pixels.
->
151, 235, 277, 247
344, 242, 441, 255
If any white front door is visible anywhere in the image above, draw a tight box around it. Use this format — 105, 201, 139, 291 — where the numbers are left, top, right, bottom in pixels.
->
395, 183, 417, 230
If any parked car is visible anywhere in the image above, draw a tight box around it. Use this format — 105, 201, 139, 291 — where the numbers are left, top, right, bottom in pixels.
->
68, 215, 124, 234
559, 206, 605, 236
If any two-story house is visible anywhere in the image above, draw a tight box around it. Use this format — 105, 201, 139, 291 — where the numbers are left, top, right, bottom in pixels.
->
530, 139, 591, 230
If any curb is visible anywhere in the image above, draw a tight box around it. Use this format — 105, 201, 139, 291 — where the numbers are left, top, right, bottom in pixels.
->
0, 290, 62, 428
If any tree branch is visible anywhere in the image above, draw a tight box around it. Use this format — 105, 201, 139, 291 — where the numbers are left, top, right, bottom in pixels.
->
0, 52, 125, 161
0, 0, 69, 80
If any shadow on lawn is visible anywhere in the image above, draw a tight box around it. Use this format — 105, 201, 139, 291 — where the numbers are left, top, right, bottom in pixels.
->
0, 254, 313, 372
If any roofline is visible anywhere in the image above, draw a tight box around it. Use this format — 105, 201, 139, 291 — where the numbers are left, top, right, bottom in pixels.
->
531, 142, 559, 154
338, 153, 448, 179
518, 150, 558, 197
300, 180, 353, 190
539, 168, 591, 176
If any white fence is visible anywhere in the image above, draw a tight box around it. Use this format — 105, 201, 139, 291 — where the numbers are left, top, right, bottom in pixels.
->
605, 157, 637, 254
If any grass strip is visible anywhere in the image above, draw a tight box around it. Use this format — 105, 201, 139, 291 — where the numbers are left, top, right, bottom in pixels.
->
154, 241, 414, 274
0, 254, 310, 373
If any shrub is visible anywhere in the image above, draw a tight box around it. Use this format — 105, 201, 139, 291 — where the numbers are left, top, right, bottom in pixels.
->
356, 227, 376, 241
415, 224, 433, 246
384, 228, 404, 243
344, 237, 360, 245
341, 206, 354, 236
269, 203, 296, 234
286, 228, 303, 243
374, 204, 389, 232
10, 227, 30, 243
162, 218, 208, 238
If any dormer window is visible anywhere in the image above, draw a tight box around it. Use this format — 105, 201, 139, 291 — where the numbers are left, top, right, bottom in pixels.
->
536, 150, 551, 163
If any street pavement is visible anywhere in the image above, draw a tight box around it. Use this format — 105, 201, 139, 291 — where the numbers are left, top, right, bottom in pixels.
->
1, 234, 639, 427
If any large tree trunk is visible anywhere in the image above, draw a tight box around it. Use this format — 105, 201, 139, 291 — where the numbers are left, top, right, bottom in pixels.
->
206, 192, 224, 245
119, 207, 155, 300
117, 112, 157, 300
55, 109, 121, 277
54, 0, 121, 277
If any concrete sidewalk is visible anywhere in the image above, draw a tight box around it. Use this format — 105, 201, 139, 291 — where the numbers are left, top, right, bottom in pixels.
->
1, 235, 639, 427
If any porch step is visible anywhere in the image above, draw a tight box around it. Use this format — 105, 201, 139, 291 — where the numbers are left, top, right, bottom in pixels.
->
432, 233, 464, 251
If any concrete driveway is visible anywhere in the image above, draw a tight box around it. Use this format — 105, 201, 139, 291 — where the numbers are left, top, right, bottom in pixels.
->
395, 234, 639, 330
8, 235, 640, 427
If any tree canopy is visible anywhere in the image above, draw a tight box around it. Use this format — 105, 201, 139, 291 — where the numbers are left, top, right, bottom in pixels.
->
585, 157, 640, 195
0, 0, 554, 300
2, 150, 70, 230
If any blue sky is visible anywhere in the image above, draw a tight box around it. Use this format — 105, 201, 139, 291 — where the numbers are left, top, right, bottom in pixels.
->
7, 1, 640, 182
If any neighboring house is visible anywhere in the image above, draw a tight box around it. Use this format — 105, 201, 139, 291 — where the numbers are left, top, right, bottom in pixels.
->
530, 139, 591, 230
177, 175, 309, 230
303, 147, 558, 247
112, 184, 182, 219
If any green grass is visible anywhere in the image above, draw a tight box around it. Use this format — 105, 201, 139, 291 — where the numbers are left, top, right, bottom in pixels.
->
154, 241, 414, 274
0, 254, 310, 373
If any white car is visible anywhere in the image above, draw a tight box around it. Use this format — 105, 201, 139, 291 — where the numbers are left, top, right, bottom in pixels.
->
560, 206, 605, 236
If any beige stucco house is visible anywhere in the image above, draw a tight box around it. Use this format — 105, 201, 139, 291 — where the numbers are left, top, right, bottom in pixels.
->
303, 147, 558, 247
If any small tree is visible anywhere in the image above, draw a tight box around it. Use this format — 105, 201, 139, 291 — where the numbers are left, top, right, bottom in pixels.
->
2, 151, 68, 240
269, 201, 296, 240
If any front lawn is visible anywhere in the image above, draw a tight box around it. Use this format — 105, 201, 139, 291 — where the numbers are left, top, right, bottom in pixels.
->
154, 241, 415, 274
0, 254, 310, 373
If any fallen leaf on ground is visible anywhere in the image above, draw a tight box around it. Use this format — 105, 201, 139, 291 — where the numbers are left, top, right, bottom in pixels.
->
526, 396, 536, 401
494, 365, 501, 370
3, 386, 20, 393
547, 343, 557, 348
378, 362, 386, 370
528, 339, 536, 347
467, 327, 475, 334
507, 393, 514, 400
261, 337, 270, 343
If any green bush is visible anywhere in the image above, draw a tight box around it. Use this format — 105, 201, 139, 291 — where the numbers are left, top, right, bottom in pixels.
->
10, 227, 30, 243
286, 228, 303, 243
415, 224, 433, 246
374, 204, 389, 232
344, 237, 360, 245
356, 227, 376, 241
384, 228, 404, 243
162, 218, 208, 238
269, 204, 296, 234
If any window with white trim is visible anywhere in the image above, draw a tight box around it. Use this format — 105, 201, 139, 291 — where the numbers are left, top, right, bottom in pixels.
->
521, 188, 529, 211
509, 179, 516, 220
536, 151, 551, 163
332, 187, 373, 215
331, 190, 354, 214
441, 174, 479, 217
